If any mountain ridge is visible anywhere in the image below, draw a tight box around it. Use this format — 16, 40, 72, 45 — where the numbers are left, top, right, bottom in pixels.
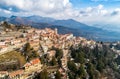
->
0, 15, 120, 42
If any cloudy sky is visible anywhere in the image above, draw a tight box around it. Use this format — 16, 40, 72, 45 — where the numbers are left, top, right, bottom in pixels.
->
0, 0, 120, 26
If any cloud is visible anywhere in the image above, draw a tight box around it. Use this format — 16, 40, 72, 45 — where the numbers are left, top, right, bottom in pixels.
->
0, 8, 11, 14
97, 4, 104, 9
0, 0, 113, 18
0, 0, 72, 13
77, 4, 108, 17
111, 8, 120, 16
0, 0, 120, 27
0, 0, 76, 19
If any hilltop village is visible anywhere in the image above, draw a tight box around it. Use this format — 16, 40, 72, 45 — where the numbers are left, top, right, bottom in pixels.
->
0, 22, 97, 79
0, 22, 120, 79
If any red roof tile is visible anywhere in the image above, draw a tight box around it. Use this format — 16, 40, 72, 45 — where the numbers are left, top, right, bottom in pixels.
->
9, 70, 24, 78
30, 58, 40, 65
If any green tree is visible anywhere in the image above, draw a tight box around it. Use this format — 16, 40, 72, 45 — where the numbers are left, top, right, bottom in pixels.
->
28, 50, 39, 61
87, 63, 95, 79
40, 69, 48, 79
23, 42, 31, 58
23, 43, 39, 61
55, 48, 63, 59
68, 72, 74, 79
24, 43, 31, 52
50, 56, 57, 66
97, 59, 105, 72
75, 52, 85, 64
55, 70, 61, 79
58, 58, 62, 67
40, 56, 45, 64
67, 61, 77, 73
77, 64, 86, 78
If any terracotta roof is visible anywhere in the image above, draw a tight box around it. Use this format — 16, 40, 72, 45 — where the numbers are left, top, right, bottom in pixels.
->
24, 58, 40, 67
30, 58, 40, 65
9, 70, 24, 78
24, 63, 31, 67
0, 45, 7, 48
0, 71, 8, 74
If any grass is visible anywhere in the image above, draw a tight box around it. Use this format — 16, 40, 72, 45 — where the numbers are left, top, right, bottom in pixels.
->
0, 51, 26, 67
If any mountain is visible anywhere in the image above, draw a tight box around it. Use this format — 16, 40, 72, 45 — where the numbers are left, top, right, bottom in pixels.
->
0, 16, 7, 22
0, 15, 120, 41
6, 15, 33, 25
51, 19, 90, 29
51, 19, 104, 33
93, 23, 120, 33
50, 19, 120, 41
26, 15, 55, 23
1, 15, 55, 25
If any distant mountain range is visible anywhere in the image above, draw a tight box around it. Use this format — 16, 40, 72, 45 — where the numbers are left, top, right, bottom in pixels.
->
93, 23, 120, 33
0, 15, 120, 42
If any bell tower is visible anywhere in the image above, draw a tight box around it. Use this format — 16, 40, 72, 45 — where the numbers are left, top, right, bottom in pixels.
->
55, 28, 58, 34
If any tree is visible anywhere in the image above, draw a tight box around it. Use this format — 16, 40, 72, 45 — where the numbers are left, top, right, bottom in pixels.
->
67, 61, 77, 73
93, 45, 99, 57
58, 58, 62, 67
97, 59, 105, 72
32, 50, 39, 58
55, 48, 63, 59
55, 70, 61, 79
28, 50, 39, 61
23, 42, 31, 59
50, 56, 57, 66
75, 52, 85, 64
34, 69, 48, 79
40, 69, 48, 79
40, 56, 45, 64
23, 43, 39, 61
87, 63, 95, 79
24, 43, 31, 53
77, 64, 86, 78
68, 72, 74, 79
3, 21, 9, 28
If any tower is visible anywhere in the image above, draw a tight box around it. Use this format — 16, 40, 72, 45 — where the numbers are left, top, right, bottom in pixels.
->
55, 28, 58, 34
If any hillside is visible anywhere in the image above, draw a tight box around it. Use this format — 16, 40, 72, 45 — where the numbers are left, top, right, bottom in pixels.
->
0, 51, 26, 71
0, 22, 120, 79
